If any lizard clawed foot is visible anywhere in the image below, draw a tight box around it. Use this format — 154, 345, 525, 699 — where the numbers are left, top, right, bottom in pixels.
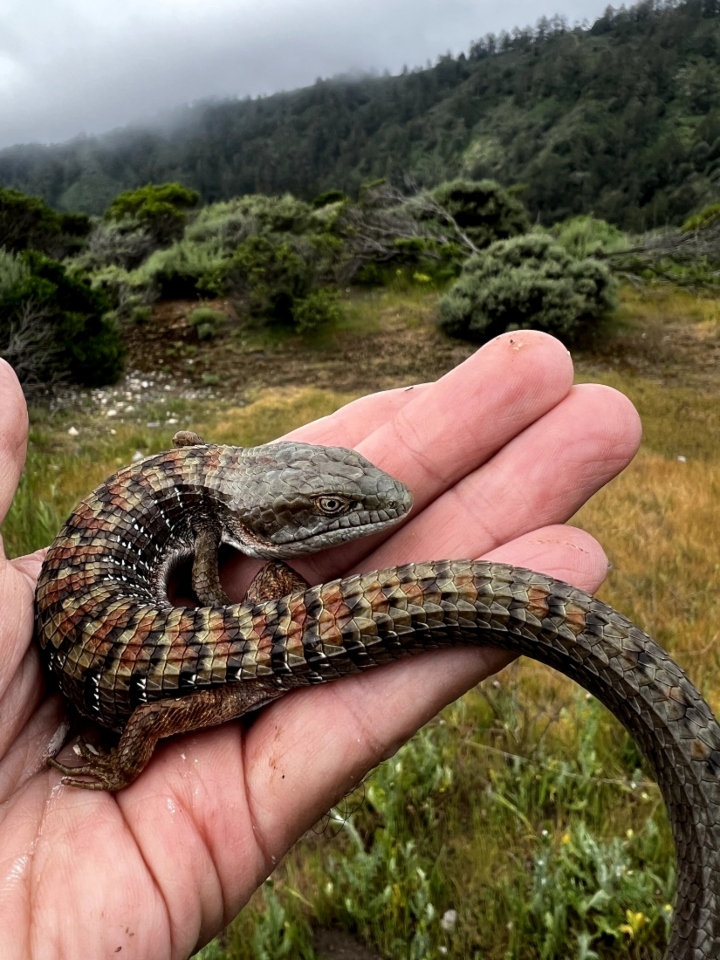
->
47, 739, 130, 791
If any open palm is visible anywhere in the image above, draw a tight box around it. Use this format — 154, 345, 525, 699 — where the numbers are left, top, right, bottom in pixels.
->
0, 333, 641, 959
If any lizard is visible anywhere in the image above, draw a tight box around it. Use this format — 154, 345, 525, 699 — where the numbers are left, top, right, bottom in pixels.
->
35, 432, 720, 960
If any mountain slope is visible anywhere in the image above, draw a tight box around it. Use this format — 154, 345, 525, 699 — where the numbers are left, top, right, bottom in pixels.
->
2, 0, 720, 229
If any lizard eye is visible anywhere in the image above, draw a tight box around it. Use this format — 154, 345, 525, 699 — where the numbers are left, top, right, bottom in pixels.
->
315, 495, 351, 516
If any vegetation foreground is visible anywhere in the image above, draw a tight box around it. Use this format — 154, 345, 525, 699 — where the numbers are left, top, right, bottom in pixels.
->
2, 282, 718, 960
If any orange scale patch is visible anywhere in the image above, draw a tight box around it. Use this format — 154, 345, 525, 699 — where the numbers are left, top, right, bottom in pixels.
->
248, 613, 275, 664
121, 612, 162, 652
526, 586, 551, 621
401, 580, 425, 605
282, 599, 311, 653
562, 600, 587, 636
283, 621, 306, 655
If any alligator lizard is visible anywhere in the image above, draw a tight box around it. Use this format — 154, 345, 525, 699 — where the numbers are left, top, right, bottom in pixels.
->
35, 434, 720, 959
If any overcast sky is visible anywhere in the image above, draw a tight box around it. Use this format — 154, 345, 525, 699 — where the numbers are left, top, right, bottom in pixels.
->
0, 0, 611, 150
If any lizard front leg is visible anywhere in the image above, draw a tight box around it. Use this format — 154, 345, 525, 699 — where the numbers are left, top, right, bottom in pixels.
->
192, 522, 229, 606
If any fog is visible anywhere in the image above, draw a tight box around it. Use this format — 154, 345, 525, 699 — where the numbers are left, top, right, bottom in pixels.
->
0, 0, 610, 149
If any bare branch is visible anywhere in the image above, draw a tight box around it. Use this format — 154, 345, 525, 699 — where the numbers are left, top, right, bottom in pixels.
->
1, 299, 67, 398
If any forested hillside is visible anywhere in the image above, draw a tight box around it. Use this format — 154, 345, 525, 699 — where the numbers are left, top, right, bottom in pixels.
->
2, 0, 720, 230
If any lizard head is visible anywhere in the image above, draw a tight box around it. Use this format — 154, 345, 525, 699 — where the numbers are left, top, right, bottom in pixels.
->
220, 441, 413, 560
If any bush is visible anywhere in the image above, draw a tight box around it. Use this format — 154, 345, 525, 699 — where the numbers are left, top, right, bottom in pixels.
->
0, 251, 124, 393
105, 182, 200, 246
142, 238, 228, 299
431, 179, 530, 250
550, 215, 628, 258
130, 304, 152, 325
292, 288, 343, 332
0, 247, 30, 297
224, 234, 341, 330
76, 219, 156, 271
186, 193, 314, 247
89, 237, 229, 309
187, 306, 227, 340
0, 187, 91, 258
313, 189, 348, 209
437, 234, 616, 342
681, 201, 720, 233
229, 235, 311, 323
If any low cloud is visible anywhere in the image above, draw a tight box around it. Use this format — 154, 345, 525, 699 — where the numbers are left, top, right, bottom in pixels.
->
0, 0, 608, 148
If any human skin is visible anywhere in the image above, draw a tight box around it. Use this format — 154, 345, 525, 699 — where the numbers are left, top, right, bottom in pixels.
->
0, 331, 642, 959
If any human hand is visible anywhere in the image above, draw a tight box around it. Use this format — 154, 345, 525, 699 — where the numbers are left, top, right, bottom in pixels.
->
0, 334, 641, 959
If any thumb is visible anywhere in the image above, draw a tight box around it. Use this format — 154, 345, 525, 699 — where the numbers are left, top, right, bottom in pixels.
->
0, 359, 29, 530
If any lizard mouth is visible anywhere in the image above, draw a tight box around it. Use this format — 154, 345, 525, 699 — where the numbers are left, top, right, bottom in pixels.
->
225, 513, 405, 559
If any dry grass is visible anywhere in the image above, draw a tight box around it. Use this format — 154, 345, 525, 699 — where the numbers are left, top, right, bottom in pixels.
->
578, 451, 720, 694
615, 285, 720, 329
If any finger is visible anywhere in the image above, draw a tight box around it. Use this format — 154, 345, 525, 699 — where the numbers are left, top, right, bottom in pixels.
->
282, 383, 432, 447
0, 556, 39, 706
288, 332, 573, 492
482, 523, 610, 586
358, 383, 641, 572
0, 364, 36, 714
0, 360, 28, 527
0, 555, 50, 768
10, 548, 46, 582
321, 332, 573, 576
356, 331, 574, 501
241, 526, 609, 861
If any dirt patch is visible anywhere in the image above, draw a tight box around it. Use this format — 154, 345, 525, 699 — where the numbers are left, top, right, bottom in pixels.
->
122, 290, 720, 403
575, 290, 720, 391
313, 929, 384, 960
122, 294, 476, 398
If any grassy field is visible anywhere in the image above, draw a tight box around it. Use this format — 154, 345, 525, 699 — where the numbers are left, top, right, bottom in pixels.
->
3, 283, 719, 960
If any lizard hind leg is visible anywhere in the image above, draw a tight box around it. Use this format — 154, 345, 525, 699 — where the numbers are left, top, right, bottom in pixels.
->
48, 681, 287, 791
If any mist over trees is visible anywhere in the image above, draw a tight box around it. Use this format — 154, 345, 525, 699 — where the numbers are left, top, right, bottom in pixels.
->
1, 0, 720, 231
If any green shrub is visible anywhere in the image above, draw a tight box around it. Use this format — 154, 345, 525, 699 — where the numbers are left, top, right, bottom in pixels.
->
437, 234, 616, 342
550, 215, 628, 258
431, 179, 530, 250
130, 304, 152, 325
681, 201, 720, 233
313, 189, 348, 209
143, 238, 228, 299
0, 251, 123, 393
90, 238, 228, 307
230, 236, 310, 323
186, 194, 314, 247
292, 288, 343, 332
224, 234, 341, 330
105, 182, 200, 246
87, 195, 343, 314
0, 247, 30, 297
0, 187, 91, 258
76, 219, 155, 271
86, 263, 154, 314
187, 306, 227, 340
